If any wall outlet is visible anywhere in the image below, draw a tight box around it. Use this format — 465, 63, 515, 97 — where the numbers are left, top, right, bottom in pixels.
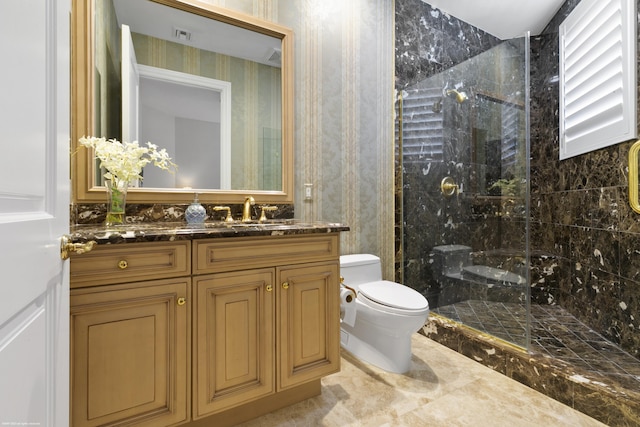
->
304, 183, 313, 200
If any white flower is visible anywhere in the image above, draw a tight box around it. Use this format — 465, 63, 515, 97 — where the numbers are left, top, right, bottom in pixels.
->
79, 136, 176, 184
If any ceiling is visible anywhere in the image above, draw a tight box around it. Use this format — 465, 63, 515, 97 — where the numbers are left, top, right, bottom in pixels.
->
112, 0, 282, 67
424, 0, 567, 39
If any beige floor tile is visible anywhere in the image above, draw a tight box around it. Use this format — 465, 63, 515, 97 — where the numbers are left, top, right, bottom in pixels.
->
238, 334, 607, 427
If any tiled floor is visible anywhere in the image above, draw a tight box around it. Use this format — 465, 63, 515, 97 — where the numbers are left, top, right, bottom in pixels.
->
238, 334, 606, 426
433, 301, 640, 391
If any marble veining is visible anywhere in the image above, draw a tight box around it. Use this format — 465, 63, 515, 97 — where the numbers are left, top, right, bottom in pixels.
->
395, 0, 640, 423
71, 202, 295, 226
69, 220, 349, 245
237, 333, 605, 427
425, 312, 640, 426
528, 0, 640, 362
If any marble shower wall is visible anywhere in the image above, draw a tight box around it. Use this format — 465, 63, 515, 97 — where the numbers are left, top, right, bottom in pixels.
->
395, 0, 528, 307
394, 0, 640, 360
529, 0, 640, 359
74, 0, 396, 278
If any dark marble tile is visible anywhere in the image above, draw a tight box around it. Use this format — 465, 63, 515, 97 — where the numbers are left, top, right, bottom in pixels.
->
506, 355, 575, 407
553, 224, 572, 259
397, 0, 640, 420
590, 229, 620, 274
68, 220, 349, 245
569, 189, 592, 227
72, 202, 295, 225
569, 225, 592, 266
425, 306, 640, 426
552, 192, 572, 225
572, 381, 640, 427
619, 232, 640, 282
591, 187, 620, 232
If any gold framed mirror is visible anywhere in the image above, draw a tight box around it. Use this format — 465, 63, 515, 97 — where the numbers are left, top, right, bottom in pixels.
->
71, 0, 294, 204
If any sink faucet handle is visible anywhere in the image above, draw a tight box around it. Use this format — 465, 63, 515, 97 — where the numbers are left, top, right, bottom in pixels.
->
259, 205, 278, 222
213, 206, 234, 222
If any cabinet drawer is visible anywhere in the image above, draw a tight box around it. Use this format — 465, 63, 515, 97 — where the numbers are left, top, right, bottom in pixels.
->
194, 234, 339, 275
70, 241, 190, 288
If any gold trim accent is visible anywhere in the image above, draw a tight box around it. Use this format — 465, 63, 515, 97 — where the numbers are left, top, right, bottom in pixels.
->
60, 235, 96, 260
629, 140, 640, 213
71, 0, 295, 204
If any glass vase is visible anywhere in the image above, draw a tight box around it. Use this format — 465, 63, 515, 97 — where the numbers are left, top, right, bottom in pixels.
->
105, 178, 128, 226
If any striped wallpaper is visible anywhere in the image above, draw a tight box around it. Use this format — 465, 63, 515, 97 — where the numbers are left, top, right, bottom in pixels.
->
200, 0, 396, 278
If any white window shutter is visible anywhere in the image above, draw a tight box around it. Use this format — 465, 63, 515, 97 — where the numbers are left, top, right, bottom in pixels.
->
559, 0, 636, 159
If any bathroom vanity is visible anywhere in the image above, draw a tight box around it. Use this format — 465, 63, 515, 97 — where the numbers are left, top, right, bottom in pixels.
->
68, 221, 348, 426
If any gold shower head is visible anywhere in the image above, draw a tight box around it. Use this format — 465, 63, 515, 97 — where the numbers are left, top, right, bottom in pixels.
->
446, 89, 468, 104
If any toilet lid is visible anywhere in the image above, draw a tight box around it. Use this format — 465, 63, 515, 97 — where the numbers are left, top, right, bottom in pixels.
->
358, 281, 429, 311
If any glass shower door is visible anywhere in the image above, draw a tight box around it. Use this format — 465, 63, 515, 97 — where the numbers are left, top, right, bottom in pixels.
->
400, 36, 530, 350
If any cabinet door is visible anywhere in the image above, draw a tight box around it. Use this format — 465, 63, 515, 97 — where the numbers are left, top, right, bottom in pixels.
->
70, 278, 189, 427
277, 262, 341, 390
193, 269, 275, 418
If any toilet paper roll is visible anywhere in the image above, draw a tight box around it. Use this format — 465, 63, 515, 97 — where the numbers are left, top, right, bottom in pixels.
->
340, 286, 357, 327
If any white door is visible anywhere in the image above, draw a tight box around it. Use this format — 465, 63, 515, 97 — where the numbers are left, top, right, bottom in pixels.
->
0, 1, 70, 426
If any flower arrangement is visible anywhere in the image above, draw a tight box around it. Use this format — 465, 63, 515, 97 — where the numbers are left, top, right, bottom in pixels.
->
79, 136, 176, 225
78, 136, 176, 184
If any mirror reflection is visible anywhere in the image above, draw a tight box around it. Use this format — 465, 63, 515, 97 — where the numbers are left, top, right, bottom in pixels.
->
94, 0, 283, 191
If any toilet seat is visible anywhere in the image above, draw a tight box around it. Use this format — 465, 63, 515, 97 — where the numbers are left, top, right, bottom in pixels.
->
358, 280, 429, 315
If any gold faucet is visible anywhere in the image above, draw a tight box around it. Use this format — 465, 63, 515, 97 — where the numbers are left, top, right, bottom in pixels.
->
213, 206, 234, 222
259, 205, 278, 222
242, 196, 255, 222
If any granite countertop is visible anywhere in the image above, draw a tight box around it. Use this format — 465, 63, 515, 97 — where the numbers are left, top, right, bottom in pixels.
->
69, 219, 350, 245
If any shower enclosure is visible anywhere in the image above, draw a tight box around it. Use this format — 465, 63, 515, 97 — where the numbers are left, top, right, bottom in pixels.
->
398, 36, 530, 350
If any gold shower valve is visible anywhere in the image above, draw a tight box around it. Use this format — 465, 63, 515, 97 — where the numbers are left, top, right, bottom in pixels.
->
440, 176, 459, 197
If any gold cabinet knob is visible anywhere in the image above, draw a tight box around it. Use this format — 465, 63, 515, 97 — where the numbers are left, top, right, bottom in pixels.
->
282, 282, 289, 290
118, 260, 128, 269
266, 284, 273, 292
177, 297, 186, 306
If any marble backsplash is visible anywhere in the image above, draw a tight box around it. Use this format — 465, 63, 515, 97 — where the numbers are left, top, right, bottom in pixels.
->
71, 202, 294, 225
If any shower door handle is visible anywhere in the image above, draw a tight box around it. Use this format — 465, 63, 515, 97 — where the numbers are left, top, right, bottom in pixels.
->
629, 140, 640, 213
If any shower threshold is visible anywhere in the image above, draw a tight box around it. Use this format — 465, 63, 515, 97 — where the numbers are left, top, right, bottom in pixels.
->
426, 300, 640, 426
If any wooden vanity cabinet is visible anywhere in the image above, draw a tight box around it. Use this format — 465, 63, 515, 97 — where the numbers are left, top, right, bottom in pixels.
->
277, 262, 341, 389
70, 241, 191, 427
70, 234, 341, 427
193, 268, 276, 417
192, 235, 341, 422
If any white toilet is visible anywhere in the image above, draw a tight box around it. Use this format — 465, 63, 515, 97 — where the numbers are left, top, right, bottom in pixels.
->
339, 254, 430, 373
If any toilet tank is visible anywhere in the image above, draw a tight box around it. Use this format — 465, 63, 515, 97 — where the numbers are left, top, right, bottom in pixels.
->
339, 254, 382, 286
